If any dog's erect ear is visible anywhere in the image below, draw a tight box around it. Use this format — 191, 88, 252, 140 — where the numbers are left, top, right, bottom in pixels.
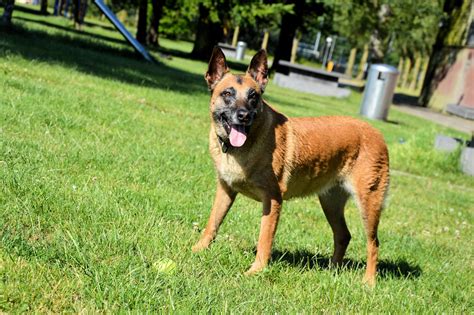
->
205, 47, 229, 91
247, 49, 269, 92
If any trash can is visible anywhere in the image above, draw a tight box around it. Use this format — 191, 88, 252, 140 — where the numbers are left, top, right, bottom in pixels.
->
360, 64, 399, 120
235, 41, 247, 60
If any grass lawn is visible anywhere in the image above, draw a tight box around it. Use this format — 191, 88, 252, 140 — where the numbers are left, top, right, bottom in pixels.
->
1, 6, 473, 313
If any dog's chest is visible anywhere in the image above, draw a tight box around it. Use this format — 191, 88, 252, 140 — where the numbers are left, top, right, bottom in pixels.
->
216, 153, 264, 200
217, 154, 247, 186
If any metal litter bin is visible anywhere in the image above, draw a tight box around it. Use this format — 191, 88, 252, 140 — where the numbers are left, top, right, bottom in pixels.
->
360, 64, 399, 120
235, 41, 247, 60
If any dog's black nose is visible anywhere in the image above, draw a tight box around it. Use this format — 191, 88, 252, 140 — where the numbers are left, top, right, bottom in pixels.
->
236, 109, 250, 123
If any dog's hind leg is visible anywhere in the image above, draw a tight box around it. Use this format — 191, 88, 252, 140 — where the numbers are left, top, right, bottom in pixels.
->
192, 180, 237, 252
351, 160, 389, 287
319, 185, 351, 267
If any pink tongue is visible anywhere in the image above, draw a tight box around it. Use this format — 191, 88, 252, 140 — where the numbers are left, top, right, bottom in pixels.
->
229, 125, 247, 147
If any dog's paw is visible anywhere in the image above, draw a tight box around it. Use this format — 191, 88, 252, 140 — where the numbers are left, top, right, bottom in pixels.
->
191, 242, 209, 253
328, 259, 344, 269
362, 274, 376, 288
244, 263, 265, 276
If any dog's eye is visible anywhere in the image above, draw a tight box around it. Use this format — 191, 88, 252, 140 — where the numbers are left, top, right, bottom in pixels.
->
222, 91, 231, 98
248, 91, 257, 99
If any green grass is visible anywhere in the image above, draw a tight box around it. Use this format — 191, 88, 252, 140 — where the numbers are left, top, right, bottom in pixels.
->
1, 6, 473, 313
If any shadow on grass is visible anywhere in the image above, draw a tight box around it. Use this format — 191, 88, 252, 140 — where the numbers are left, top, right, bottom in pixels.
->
15, 16, 127, 46
271, 249, 422, 279
1, 21, 207, 95
10, 4, 43, 15
83, 19, 116, 32
15, 16, 127, 45
393, 93, 420, 106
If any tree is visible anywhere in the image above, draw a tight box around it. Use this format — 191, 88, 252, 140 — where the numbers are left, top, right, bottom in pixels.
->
332, 1, 390, 64
136, 0, 148, 43
388, 0, 441, 61
332, 0, 441, 66
231, 1, 293, 52
190, 0, 293, 61
156, 0, 197, 40
270, 0, 325, 73
0, 0, 15, 26
419, 0, 472, 106
191, 0, 231, 60
40, 0, 49, 14
73, 0, 88, 29
146, 0, 165, 46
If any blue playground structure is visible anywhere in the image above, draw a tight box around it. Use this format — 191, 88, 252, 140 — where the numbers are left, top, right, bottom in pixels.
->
94, 0, 155, 63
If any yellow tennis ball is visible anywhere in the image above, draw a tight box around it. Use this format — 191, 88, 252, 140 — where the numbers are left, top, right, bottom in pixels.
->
153, 258, 177, 274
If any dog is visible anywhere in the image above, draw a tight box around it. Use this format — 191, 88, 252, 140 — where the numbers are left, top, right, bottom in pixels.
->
192, 47, 389, 286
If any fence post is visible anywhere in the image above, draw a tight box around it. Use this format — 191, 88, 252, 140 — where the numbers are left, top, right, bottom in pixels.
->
290, 35, 299, 63
401, 57, 412, 89
231, 26, 239, 47
397, 58, 404, 86
345, 48, 357, 77
261, 30, 269, 50
356, 44, 368, 80
409, 54, 422, 91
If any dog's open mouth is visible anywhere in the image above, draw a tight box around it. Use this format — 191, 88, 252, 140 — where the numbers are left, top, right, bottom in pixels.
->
229, 125, 247, 147
220, 115, 250, 148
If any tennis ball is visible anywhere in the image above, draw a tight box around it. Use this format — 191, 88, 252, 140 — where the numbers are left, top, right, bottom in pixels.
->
152, 258, 177, 274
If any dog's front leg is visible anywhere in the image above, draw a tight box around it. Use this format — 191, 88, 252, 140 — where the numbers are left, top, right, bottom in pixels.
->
245, 194, 282, 275
192, 180, 237, 252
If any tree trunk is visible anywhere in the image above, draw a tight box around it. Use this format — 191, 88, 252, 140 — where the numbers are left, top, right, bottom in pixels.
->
146, 0, 164, 46
73, 0, 87, 29
418, 0, 469, 106
40, 0, 48, 15
191, 3, 225, 61
368, 3, 391, 64
401, 57, 412, 89
0, 0, 15, 25
270, 0, 305, 74
136, 0, 148, 44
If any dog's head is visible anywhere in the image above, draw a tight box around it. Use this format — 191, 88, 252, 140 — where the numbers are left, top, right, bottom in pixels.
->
205, 47, 268, 149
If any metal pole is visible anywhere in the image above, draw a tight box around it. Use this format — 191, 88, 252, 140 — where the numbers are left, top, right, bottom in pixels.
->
314, 32, 321, 55
328, 36, 337, 61
322, 37, 332, 68
94, 0, 155, 63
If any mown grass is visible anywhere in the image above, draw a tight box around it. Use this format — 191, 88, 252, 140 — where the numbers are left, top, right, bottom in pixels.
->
1, 6, 473, 313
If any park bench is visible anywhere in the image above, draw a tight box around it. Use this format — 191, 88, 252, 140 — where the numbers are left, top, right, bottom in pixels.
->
273, 60, 351, 98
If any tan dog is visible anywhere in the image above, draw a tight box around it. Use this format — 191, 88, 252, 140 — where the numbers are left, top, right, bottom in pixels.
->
192, 47, 389, 286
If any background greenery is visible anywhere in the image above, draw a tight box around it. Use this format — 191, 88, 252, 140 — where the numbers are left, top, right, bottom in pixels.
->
0, 8, 473, 312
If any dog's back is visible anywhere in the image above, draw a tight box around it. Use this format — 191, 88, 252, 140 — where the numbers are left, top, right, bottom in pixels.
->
278, 114, 389, 200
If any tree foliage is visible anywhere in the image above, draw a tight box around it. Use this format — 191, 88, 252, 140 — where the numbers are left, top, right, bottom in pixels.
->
188, 0, 296, 59
230, 2, 293, 28
331, 0, 442, 62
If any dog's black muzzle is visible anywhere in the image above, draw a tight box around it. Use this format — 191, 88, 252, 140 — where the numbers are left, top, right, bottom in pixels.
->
217, 108, 256, 136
